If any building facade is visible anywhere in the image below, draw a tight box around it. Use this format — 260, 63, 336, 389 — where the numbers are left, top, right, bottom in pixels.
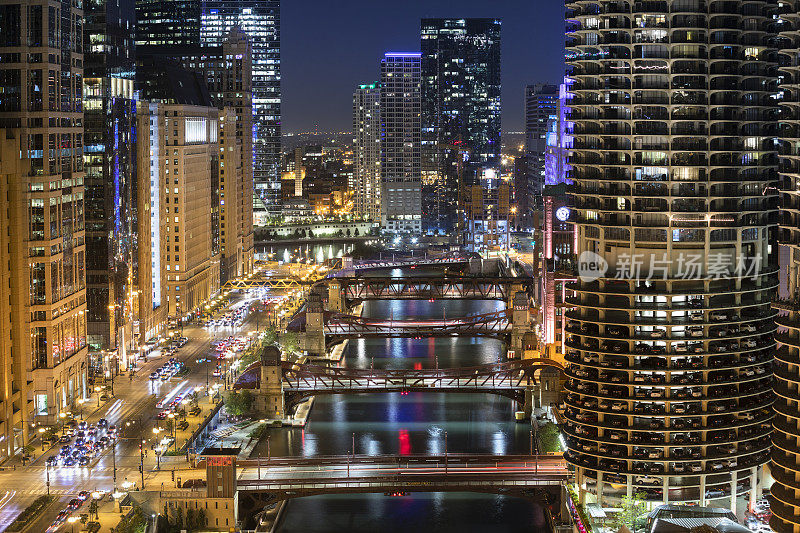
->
135, 0, 201, 47
137, 103, 222, 322
538, 81, 574, 358
525, 83, 558, 215
420, 18, 502, 237
564, 0, 777, 511
773, 3, 800, 531
84, 0, 138, 371
0, 0, 89, 440
380, 53, 422, 235
353, 83, 381, 221
170, 30, 255, 282
200, 0, 281, 214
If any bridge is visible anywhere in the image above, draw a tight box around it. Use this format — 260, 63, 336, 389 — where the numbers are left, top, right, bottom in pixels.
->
278, 358, 563, 409
323, 275, 532, 303
235, 453, 570, 501
341, 254, 472, 273
323, 310, 510, 342
221, 277, 307, 291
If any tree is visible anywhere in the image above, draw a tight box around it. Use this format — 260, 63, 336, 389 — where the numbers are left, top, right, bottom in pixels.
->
610, 492, 647, 533
175, 507, 184, 530
353, 228, 360, 237
224, 390, 254, 417
89, 499, 99, 520
537, 422, 561, 453
281, 331, 300, 357
346, 228, 351, 237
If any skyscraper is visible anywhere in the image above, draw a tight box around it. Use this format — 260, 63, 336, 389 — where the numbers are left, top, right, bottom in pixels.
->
84, 0, 137, 369
564, 0, 777, 510
135, 0, 200, 46
773, 5, 800, 530
142, 29, 255, 283
353, 82, 381, 221
200, 0, 281, 213
525, 83, 558, 214
0, 0, 89, 443
136, 0, 281, 215
380, 53, 422, 235
538, 81, 573, 356
420, 18, 501, 237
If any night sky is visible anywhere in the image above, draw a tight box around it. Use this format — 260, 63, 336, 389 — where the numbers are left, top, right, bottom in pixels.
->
281, 0, 565, 134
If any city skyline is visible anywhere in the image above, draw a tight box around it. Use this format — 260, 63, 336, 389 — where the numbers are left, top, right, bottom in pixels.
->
281, 0, 564, 133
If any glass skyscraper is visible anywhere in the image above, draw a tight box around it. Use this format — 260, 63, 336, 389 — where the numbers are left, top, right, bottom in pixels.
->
420, 18, 501, 237
200, 0, 281, 213
137, 0, 281, 214
84, 0, 138, 362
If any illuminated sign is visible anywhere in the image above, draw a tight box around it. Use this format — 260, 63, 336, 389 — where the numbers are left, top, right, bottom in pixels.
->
555, 207, 570, 222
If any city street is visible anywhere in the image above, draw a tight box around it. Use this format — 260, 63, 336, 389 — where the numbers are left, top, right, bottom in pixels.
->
0, 291, 269, 531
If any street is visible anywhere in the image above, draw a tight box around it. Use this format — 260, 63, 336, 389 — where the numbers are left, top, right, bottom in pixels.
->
0, 291, 268, 531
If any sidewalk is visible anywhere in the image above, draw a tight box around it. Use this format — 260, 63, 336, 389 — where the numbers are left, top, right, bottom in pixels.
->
2, 389, 113, 469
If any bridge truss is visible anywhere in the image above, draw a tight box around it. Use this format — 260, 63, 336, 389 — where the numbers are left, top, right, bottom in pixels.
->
324, 310, 510, 341
335, 276, 530, 301
280, 358, 564, 408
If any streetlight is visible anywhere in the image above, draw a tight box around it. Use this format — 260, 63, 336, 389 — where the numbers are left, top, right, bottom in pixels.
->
67, 516, 79, 533
152, 428, 162, 469
38, 427, 46, 451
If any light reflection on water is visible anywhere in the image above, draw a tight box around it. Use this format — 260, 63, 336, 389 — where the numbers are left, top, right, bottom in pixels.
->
266, 297, 544, 532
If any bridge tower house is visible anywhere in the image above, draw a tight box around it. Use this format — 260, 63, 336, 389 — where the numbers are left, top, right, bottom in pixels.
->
327, 280, 345, 313
258, 345, 285, 418
305, 290, 327, 357
510, 291, 534, 357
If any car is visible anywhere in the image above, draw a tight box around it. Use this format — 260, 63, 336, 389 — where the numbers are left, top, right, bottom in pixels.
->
78, 490, 90, 501
108, 424, 117, 433
97, 418, 108, 428
59, 435, 72, 443
62, 457, 76, 467
150, 372, 159, 380
78, 456, 91, 466
46, 456, 59, 466
68, 498, 82, 510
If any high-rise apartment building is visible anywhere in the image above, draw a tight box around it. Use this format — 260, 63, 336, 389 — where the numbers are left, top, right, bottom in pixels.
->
420, 18, 501, 237
136, 0, 281, 216
200, 0, 281, 213
773, 4, 800, 531
380, 53, 422, 235
353, 82, 381, 221
564, 0, 777, 511
84, 0, 137, 371
0, 0, 89, 440
525, 83, 558, 214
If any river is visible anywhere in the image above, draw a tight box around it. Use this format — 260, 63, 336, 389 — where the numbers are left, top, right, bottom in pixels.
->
254, 282, 547, 532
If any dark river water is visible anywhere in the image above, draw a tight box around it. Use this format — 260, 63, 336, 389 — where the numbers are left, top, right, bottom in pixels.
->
256, 287, 547, 532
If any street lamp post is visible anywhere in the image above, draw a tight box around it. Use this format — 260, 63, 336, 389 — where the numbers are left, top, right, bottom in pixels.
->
139, 439, 145, 489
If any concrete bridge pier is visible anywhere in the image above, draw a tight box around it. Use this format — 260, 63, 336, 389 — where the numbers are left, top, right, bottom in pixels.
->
305, 291, 327, 357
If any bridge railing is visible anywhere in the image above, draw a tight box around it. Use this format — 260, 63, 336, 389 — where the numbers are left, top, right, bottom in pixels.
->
238, 453, 564, 468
